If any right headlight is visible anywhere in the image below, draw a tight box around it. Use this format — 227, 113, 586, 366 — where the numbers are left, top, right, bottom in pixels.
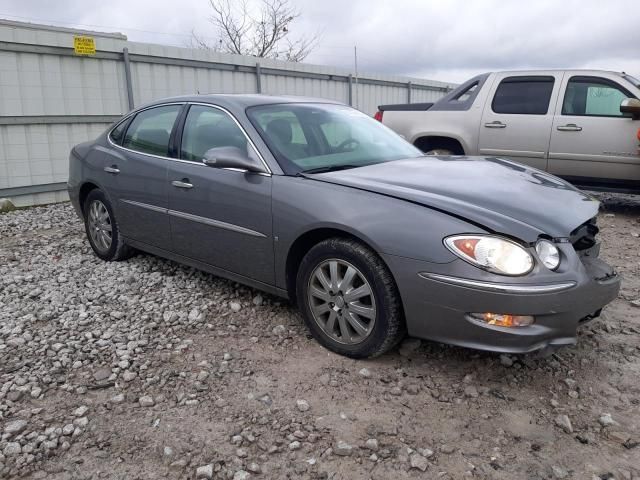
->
444, 235, 534, 276
535, 239, 560, 270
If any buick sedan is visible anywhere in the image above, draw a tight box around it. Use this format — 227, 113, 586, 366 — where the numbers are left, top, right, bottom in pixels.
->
68, 95, 620, 358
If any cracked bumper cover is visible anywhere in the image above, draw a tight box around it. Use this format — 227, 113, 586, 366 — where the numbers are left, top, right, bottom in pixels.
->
383, 252, 621, 353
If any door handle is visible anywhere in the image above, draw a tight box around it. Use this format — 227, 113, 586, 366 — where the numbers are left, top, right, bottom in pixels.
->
484, 121, 506, 128
171, 180, 193, 189
557, 124, 582, 132
104, 165, 120, 174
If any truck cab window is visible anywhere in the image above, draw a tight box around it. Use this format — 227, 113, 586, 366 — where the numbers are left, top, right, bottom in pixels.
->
562, 77, 633, 117
492, 76, 555, 115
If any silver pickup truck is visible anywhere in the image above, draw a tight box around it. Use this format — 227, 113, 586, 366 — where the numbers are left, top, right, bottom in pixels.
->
378, 70, 640, 192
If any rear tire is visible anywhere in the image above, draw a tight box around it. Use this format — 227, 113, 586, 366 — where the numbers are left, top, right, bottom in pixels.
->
83, 189, 134, 261
296, 237, 405, 358
424, 148, 454, 156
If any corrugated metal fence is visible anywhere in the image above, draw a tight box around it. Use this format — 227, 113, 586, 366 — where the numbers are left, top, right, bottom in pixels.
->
0, 20, 453, 206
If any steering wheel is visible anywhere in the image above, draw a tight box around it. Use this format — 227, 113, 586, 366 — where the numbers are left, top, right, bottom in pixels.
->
335, 138, 360, 152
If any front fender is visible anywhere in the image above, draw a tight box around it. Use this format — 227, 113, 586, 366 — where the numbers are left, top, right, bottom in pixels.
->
272, 175, 486, 289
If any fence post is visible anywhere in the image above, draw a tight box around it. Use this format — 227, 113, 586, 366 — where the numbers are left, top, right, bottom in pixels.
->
122, 48, 135, 110
348, 74, 353, 106
407, 81, 412, 104
255, 62, 262, 94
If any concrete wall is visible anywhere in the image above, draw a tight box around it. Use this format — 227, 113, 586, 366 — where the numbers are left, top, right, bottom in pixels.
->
0, 19, 454, 207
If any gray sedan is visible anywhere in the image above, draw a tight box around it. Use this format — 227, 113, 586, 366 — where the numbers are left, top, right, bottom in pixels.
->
68, 95, 620, 358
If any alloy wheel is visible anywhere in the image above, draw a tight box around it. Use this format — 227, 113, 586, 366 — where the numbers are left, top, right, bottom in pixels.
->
307, 259, 377, 345
88, 200, 113, 252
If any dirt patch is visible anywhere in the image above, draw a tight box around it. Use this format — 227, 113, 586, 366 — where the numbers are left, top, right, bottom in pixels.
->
1, 196, 639, 479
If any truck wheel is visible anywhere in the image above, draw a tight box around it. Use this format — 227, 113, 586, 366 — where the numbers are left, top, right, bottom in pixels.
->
424, 148, 454, 155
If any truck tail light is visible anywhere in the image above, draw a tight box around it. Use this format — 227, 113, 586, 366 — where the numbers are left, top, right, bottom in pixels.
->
374, 110, 383, 122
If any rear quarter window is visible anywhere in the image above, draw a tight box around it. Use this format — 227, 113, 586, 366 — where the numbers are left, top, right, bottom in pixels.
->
109, 120, 128, 145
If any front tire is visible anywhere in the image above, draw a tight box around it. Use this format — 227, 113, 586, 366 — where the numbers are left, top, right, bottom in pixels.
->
296, 238, 405, 358
83, 189, 133, 261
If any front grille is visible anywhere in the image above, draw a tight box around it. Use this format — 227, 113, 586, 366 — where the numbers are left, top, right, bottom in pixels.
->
570, 217, 599, 252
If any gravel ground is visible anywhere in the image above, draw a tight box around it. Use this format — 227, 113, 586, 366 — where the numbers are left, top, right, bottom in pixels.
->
0, 195, 639, 480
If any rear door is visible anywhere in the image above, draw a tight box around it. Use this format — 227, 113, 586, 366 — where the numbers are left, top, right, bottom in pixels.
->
103, 104, 183, 249
167, 104, 274, 285
548, 74, 640, 187
478, 73, 562, 170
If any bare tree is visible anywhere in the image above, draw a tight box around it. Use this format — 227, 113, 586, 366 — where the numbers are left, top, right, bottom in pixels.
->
192, 0, 319, 62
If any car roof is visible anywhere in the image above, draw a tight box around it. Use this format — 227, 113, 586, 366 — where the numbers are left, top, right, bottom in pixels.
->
143, 93, 344, 110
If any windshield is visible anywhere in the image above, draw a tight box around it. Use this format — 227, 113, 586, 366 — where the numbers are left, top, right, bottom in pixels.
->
622, 73, 640, 88
246, 103, 422, 174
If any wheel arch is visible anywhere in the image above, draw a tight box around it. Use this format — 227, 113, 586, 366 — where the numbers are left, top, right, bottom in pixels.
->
284, 227, 394, 304
413, 135, 466, 155
78, 182, 100, 214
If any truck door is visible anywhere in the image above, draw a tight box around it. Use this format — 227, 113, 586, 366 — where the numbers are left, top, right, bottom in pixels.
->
548, 73, 640, 188
478, 73, 562, 171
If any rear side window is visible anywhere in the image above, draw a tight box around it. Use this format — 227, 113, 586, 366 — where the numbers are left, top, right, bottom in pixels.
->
492, 76, 555, 115
562, 76, 633, 117
122, 105, 181, 157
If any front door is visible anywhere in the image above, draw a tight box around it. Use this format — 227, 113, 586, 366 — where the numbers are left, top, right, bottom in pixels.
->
478, 73, 562, 171
167, 104, 274, 285
103, 104, 183, 250
548, 74, 640, 187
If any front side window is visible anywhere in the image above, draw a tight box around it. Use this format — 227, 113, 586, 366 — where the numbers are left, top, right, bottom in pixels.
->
247, 103, 422, 174
562, 77, 632, 117
122, 105, 181, 156
492, 76, 555, 115
180, 105, 258, 162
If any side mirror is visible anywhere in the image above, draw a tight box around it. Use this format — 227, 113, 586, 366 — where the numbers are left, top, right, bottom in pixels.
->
202, 146, 264, 173
620, 98, 640, 120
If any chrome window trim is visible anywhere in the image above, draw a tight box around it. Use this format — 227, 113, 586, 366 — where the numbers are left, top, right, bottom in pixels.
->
419, 272, 576, 294
106, 102, 186, 162
187, 102, 272, 175
107, 101, 272, 176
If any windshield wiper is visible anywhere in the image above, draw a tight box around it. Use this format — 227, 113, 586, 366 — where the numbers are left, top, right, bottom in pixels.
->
300, 164, 361, 174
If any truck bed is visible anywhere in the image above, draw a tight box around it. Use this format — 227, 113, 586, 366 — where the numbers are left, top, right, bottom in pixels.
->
378, 103, 434, 112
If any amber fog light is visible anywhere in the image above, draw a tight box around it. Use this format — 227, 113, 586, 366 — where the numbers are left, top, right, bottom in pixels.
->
470, 312, 535, 327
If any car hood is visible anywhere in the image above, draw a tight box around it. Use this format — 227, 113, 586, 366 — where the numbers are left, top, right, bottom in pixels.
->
307, 156, 599, 241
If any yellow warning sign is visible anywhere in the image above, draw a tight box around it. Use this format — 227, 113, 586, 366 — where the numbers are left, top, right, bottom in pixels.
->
73, 36, 96, 56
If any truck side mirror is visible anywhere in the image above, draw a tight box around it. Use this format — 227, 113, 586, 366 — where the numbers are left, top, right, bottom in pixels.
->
620, 98, 640, 120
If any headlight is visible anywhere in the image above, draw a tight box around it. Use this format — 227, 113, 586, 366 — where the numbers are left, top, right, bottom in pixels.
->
444, 235, 534, 276
536, 239, 560, 270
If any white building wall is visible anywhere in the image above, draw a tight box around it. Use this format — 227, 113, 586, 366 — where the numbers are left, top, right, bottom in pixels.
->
0, 19, 454, 207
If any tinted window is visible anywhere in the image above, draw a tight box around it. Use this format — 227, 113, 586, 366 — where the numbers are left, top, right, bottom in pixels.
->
453, 82, 478, 102
109, 120, 128, 145
122, 105, 181, 156
562, 77, 632, 117
247, 103, 421, 174
180, 105, 257, 162
492, 76, 555, 115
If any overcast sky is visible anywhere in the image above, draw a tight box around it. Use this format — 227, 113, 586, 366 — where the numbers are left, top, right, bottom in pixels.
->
1, 0, 638, 83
